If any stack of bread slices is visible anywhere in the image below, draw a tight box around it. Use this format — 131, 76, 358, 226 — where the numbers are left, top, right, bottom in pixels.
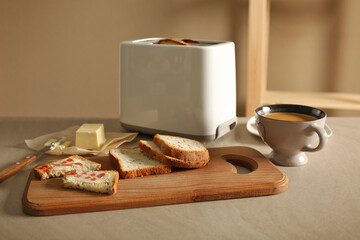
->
110, 134, 210, 179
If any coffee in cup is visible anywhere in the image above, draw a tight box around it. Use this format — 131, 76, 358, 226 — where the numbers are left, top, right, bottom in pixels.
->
255, 104, 328, 166
263, 112, 317, 121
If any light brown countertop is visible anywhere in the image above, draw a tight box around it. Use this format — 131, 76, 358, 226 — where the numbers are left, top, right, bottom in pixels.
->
0, 117, 359, 240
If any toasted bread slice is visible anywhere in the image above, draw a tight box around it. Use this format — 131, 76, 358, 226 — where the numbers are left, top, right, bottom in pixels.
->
139, 140, 209, 168
157, 38, 190, 46
153, 134, 210, 163
34, 155, 101, 180
109, 148, 171, 179
181, 39, 200, 44
62, 170, 119, 194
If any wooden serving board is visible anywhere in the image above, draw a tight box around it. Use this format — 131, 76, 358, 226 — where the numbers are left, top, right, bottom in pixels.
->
22, 146, 288, 216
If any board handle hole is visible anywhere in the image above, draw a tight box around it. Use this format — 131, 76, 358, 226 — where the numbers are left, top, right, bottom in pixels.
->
223, 155, 258, 174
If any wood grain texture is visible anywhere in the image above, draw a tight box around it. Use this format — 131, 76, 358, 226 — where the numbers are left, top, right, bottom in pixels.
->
22, 146, 288, 216
0, 155, 37, 183
265, 90, 360, 110
245, 0, 271, 117
244, 0, 360, 116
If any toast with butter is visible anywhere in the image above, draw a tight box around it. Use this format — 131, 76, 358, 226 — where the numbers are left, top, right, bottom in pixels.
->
34, 155, 101, 180
62, 170, 119, 194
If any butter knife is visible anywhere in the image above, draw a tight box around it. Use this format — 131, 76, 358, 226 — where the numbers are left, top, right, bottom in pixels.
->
0, 136, 67, 183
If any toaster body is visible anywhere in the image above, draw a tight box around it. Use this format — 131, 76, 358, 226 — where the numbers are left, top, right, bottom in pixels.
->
120, 38, 237, 141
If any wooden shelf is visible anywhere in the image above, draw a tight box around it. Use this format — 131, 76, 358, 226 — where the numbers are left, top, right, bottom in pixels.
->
264, 90, 360, 110
244, 0, 360, 116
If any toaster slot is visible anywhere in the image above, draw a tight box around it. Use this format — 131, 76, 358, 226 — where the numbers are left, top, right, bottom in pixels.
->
131, 38, 221, 46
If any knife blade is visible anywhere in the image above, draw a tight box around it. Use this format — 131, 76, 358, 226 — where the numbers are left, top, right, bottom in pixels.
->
0, 136, 67, 183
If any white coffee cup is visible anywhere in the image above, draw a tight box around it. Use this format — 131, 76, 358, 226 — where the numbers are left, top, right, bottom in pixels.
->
255, 104, 328, 167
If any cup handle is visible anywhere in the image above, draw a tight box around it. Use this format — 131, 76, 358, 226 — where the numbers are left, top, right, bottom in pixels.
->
256, 121, 266, 142
325, 124, 333, 137
302, 123, 328, 152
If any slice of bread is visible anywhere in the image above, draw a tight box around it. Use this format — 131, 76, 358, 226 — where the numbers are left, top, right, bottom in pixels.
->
62, 170, 119, 194
181, 39, 200, 44
109, 148, 171, 179
139, 140, 208, 168
153, 134, 210, 163
34, 155, 101, 180
157, 38, 190, 46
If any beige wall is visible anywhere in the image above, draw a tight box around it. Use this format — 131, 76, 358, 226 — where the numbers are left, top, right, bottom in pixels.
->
1, 0, 360, 118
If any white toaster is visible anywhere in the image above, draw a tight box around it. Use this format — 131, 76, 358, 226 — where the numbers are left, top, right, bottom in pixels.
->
119, 38, 237, 141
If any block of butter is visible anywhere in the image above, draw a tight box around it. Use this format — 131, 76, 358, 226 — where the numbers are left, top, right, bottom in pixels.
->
75, 123, 106, 150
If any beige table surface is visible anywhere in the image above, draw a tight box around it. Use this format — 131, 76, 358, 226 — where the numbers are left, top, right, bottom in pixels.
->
0, 117, 359, 240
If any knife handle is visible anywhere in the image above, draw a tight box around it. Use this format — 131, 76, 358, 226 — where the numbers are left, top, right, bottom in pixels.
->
0, 155, 37, 183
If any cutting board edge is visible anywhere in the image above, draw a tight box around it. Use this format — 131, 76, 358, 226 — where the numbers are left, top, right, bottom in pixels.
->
22, 146, 290, 216
22, 175, 289, 216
